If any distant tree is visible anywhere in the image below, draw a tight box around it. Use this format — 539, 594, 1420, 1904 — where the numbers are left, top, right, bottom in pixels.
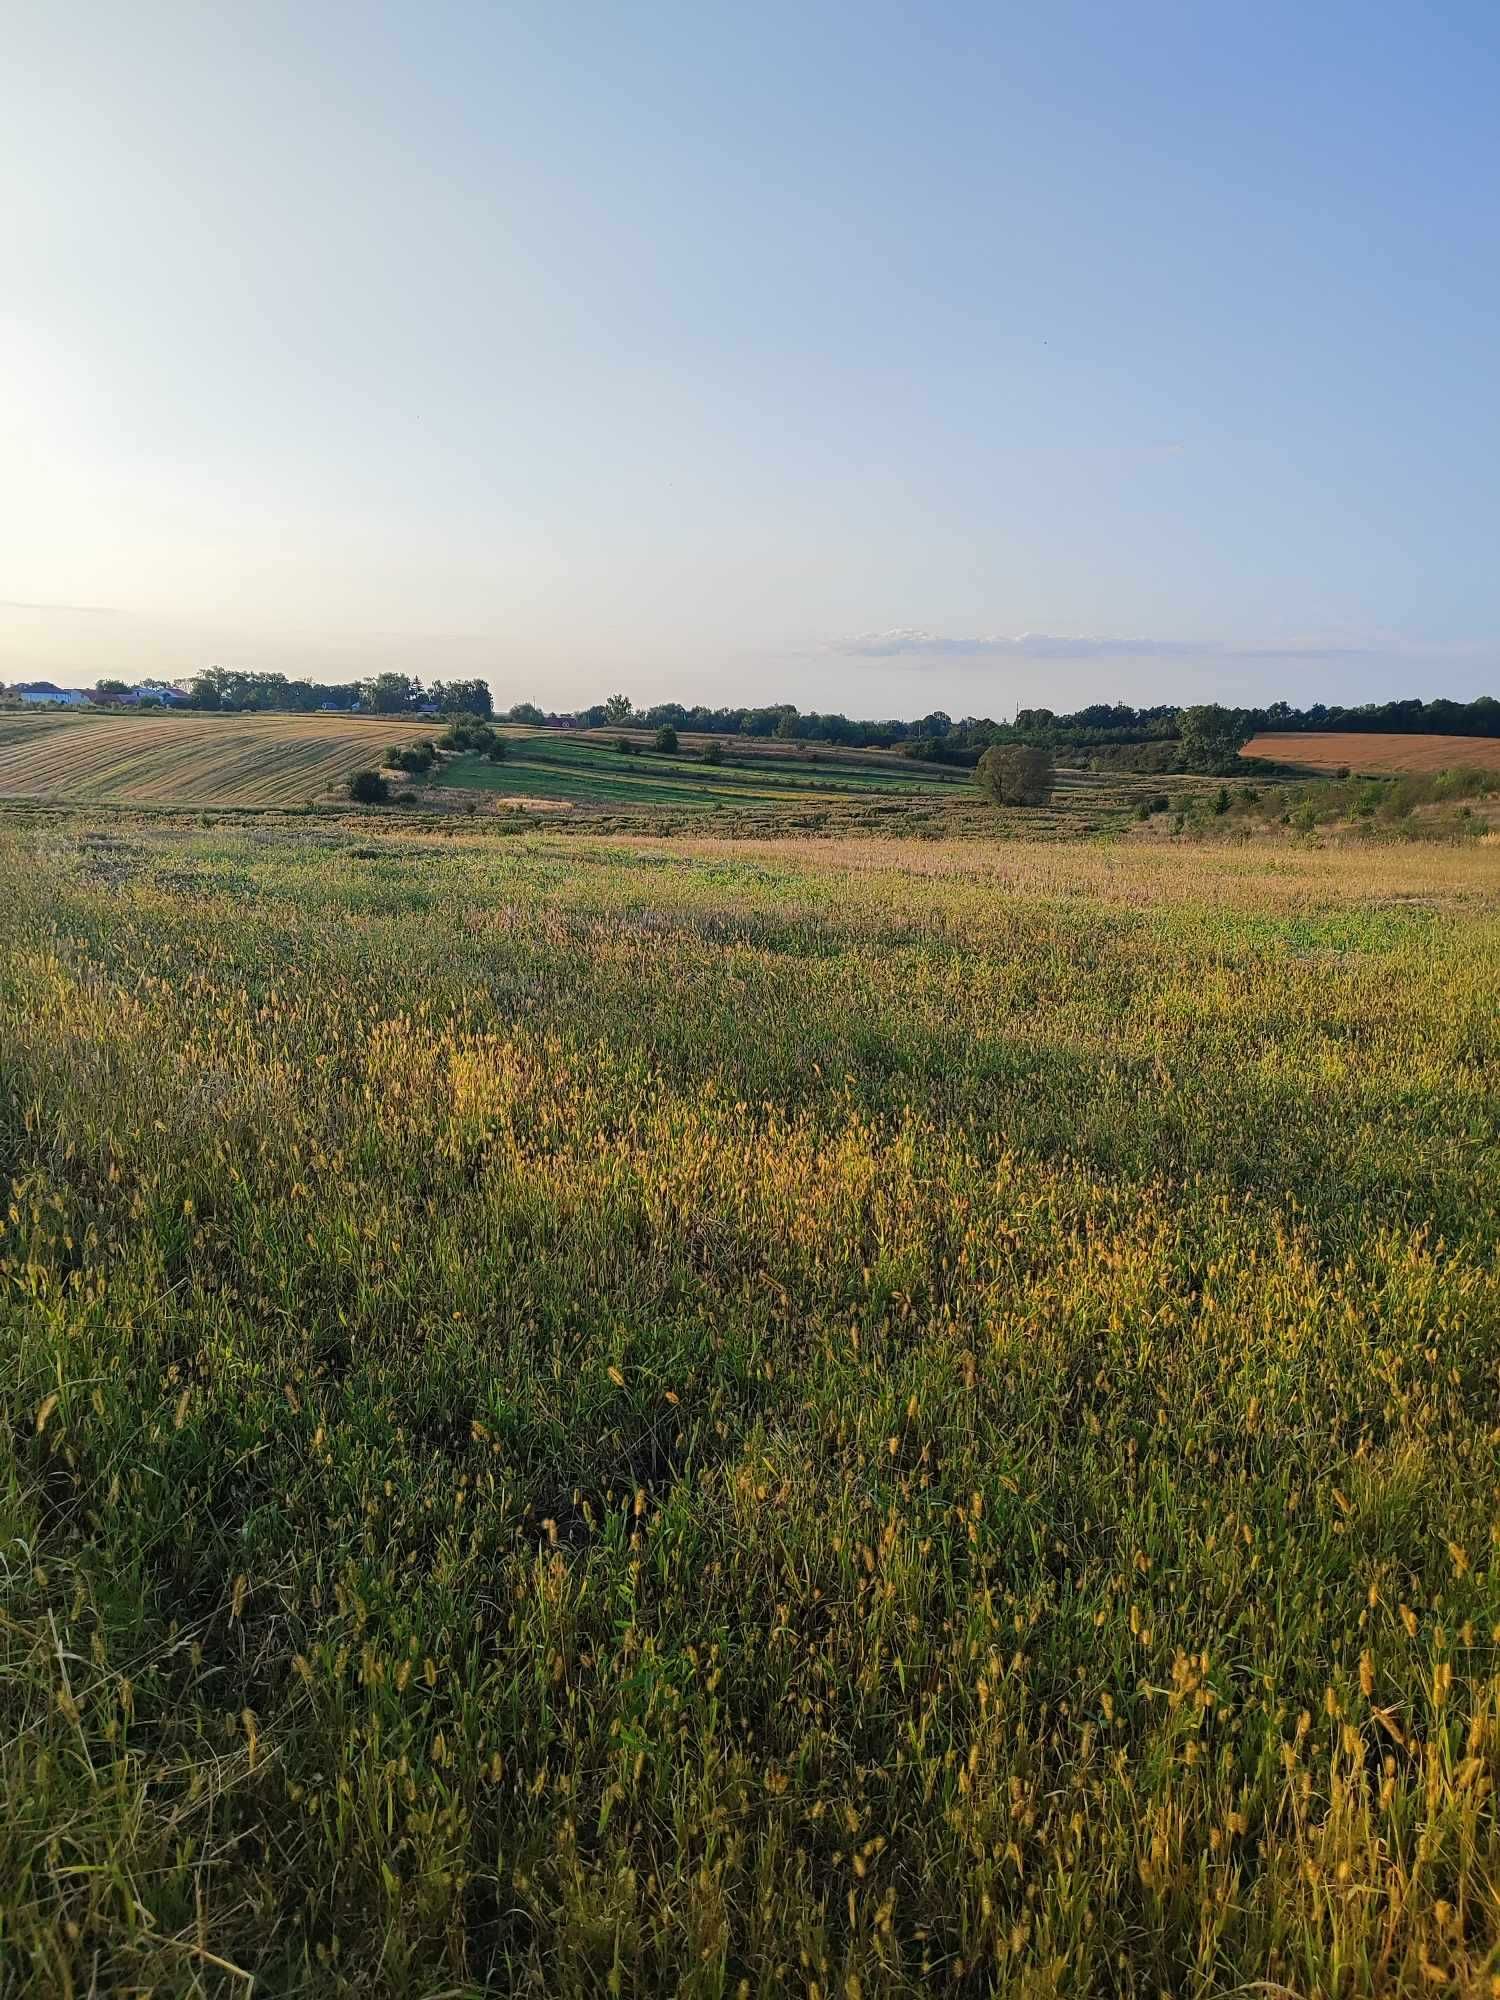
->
430, 677, 493, 717
94, 678, 130, 700
976, 743, 1056, 807
702, 739, 724, 766
361, 672, 422, 715
604, 693, 634, 724
1178, 704, 1254, 773
654, 724, 679, 753
486, 736, 508, 763
187, 676, 222, 709
506, 701, 544, 725
348, 768, 389, 804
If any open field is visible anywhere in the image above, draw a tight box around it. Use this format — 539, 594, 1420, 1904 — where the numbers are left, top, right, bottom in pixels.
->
1244, 729, 1500, 775
435, 730, 962, 814
430, 731, 1195, 837
0, 710, 435, 807
3, 818, 1499, 1995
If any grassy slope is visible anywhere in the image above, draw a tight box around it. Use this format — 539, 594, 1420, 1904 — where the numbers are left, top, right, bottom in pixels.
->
0, 711, 435, 807
434, 731, 962, 812
3, 823, 1500, 1995
1244, 730, 1500, 774
430, 733, 1175, 839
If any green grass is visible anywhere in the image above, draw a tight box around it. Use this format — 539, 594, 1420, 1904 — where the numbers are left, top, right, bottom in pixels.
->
427, 733, 1188, 840
434, 733, 963, 812
3, 819, 1499, 1995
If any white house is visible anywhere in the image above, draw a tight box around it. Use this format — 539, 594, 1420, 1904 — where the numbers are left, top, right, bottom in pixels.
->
15, 682, 90, 707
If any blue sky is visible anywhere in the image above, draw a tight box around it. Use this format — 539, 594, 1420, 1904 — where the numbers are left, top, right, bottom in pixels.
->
3, 0, 1497, 712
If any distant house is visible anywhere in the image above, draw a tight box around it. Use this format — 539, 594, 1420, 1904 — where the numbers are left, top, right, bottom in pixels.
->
131, 683, 187, 706
15, 681, 90, 708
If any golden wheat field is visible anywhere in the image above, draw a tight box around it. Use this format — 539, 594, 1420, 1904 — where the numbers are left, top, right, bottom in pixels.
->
0, 710, 435, 808
3, 816, 1500, 1997
1243, 730, 1500, 775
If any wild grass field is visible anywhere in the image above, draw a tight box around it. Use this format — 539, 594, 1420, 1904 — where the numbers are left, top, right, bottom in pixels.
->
0, 711, 435, 808
1243, 731, 1500, 775
3, 818, 1499, 1996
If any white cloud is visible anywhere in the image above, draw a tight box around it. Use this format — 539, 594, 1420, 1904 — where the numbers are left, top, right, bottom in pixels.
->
833, 629, 1398, 663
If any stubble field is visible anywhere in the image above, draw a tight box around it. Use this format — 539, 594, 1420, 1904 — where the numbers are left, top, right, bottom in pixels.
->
0, 711, 436, 808
1243, 731, 1500, 776
2, 818, 1498, 1996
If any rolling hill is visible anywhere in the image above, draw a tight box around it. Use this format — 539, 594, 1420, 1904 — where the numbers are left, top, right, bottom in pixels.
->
0, 709, 435, 807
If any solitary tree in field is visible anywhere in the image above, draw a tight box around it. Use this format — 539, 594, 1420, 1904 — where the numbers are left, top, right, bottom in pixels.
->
976, 743, 1056, 807
703, 739, 724, 765
654, 725, 679, 753
348, 768, 389, 804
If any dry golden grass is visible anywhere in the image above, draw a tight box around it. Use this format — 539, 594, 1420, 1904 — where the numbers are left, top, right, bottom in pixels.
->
0, 709, 434, 807
1244, 730, 1500, 775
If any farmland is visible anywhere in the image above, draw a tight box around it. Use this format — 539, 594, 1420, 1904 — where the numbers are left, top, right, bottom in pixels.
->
428, 731, 1192, 837
1244, 730, 1500, 775
4, 816, 1500, 1996
0, 710, 435, 808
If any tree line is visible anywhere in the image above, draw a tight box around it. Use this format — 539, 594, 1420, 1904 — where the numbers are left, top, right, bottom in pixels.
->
167, 673, 1499, 775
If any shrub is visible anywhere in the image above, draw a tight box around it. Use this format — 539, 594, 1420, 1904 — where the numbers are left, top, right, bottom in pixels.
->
1212, 785, 1231, 816
386, 741, 438, 776
975, 743, 1056, 807
438, 721, 497, 755
485, 738, 508, 763
348, 768, 389, 805
654, 725, 679, 754
703, 739, 724, 766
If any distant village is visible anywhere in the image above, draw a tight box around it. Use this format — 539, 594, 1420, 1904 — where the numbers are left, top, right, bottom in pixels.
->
9, 678, 192, 709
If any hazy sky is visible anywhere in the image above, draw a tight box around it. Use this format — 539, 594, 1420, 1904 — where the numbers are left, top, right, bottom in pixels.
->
4, 1, 1497, 714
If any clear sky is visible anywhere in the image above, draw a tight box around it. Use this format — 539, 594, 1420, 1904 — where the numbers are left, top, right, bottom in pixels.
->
3, 0, 1497, 714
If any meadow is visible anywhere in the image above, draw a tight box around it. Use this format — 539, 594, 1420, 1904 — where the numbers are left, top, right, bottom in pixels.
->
3, 817, 1499, 1996
0, 711, 436, 809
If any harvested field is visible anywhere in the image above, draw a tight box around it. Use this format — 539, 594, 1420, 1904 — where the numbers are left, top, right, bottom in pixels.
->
0, 710, 435, 807
1244, 729, 1500, 774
